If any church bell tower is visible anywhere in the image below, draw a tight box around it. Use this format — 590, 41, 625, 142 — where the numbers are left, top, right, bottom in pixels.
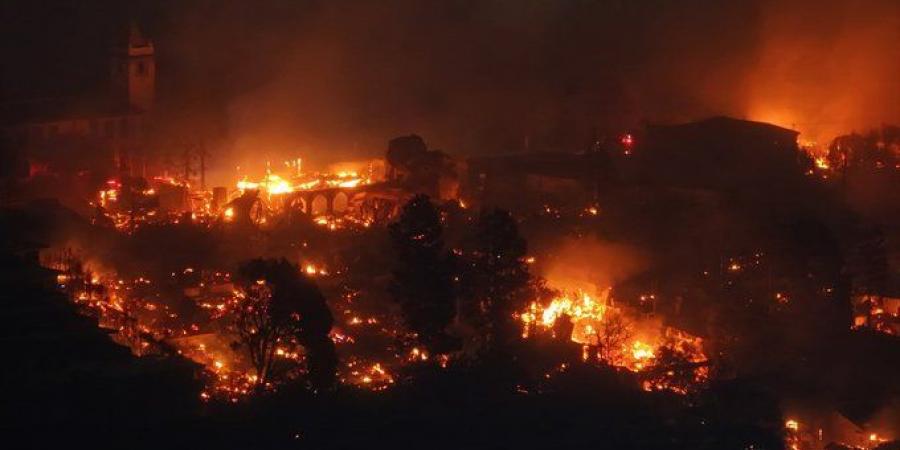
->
111, 22, 155, 112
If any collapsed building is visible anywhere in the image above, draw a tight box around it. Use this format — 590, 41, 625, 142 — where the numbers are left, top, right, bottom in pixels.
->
215, 135, 461, 229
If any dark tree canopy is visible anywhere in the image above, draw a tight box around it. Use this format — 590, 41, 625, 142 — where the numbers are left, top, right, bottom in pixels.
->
828, 125, 900, 172
465, 208, 532, 350
386, 134, 428, 170
235, 258, 336, 390
388, 194, 457, 353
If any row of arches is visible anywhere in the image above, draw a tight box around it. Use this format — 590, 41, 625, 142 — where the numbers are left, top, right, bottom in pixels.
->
284, 190, 403, 225
286, 191, 350, 216
226, 187, 404, 228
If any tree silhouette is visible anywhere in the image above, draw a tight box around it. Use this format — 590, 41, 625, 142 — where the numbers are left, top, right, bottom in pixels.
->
828, 126, 900, 172
232, 280, 281, 386
553, 312, 575, 343
645, 344, 706, 394
594, 310, 632, 364
389, 195, 456, 353
234, 258, 336, 390
466, 208, 531, 350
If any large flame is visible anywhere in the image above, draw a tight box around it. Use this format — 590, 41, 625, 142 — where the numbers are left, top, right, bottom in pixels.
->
520, 289, 708, 392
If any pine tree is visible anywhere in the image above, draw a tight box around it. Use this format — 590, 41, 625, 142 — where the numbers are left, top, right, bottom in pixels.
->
468, 208, 531, 350
389, 195, 456, 353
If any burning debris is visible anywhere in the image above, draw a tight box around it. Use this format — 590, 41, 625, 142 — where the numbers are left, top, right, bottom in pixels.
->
43, 241, 440, 402
784, 412, 898, 450
520, 289, 708, 394
853, 294, 900, 336
88, 156, 399, 234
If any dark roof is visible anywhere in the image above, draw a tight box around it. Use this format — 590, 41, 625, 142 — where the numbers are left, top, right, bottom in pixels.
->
625, 116, 806, 191
645, 116, 799, 144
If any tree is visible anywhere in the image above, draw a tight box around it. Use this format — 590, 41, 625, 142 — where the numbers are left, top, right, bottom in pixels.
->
644, 344, 707, 394
233, 258, 336, 390
389, 195, 457, 353
466, 208, 532, 350
828, 126, 900, 172
232, 280, 282, 387
594, 310, 632, 364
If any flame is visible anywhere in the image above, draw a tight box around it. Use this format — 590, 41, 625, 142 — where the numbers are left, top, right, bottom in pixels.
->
264, 174, 294, 194
521, 288, 708, 392
235, 163, 370, 196
303, 263, 328, 276
337, 178, 362, 188
529, 291, 608, 330
236, 179, 259, 191
631, 341, 655, 360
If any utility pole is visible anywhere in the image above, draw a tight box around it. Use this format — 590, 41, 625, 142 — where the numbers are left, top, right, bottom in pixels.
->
182, 145, 192, 186
182, 140, 206, 187
198, 142, 208, 191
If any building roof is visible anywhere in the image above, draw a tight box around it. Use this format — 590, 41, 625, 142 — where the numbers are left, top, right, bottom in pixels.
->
647, 116, 799, 141
629, 116, 805, 190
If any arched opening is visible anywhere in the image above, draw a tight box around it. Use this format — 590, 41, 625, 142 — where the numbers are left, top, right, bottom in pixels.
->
288, 196, 307, 214
248, 198, 269, 227
332, 192, 349, 213
311, 194, 328, 216
361, 197, 398, 225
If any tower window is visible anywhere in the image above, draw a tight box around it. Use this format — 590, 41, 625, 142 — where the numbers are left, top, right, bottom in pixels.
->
136, 61, 146, 76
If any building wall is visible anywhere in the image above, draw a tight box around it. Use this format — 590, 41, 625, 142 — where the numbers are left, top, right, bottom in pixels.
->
5, 115, 143, 148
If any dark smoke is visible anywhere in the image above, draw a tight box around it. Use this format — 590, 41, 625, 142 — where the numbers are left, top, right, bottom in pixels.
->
3, 0, 898, 177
